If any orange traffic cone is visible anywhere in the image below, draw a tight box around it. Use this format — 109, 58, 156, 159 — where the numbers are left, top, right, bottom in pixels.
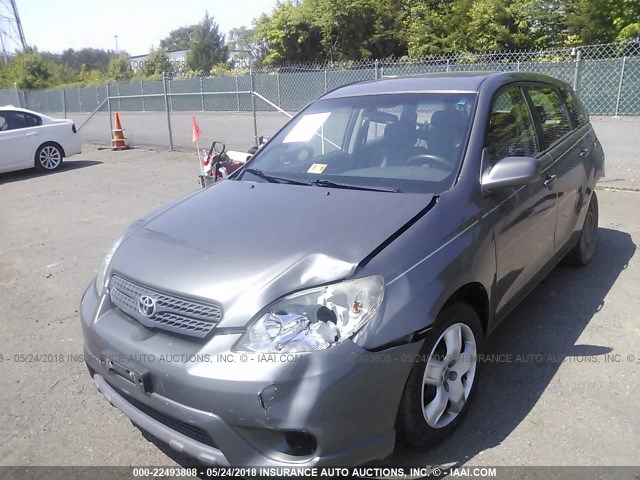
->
111, 112, 129, 150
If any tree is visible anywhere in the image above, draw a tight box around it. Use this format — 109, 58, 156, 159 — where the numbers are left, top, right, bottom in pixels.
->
314, 0, 407, 61
254, 1, 324, 65
13, 48, 52, 89
59, 48, 112, 71
565, 0, 640, 45
160, 25, 197, 51
141, 49, 175, 77
187, 13, 228, 72
227, 26, 268, 66
403, 0, 474, 55
107, 54, 134, 81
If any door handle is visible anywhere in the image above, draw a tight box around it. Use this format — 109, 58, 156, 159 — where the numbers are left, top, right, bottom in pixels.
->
579, 148, 590, 157
26, 132, 37, 137
543, 174, 557, 190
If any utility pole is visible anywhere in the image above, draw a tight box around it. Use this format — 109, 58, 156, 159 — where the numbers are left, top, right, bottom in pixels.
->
0, 30, 8, 63
9, 0, 25, 48
114, 34, 119, 53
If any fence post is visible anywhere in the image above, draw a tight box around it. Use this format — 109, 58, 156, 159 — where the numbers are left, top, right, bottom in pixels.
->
95, 85, 100, 110
162, 73, 174, 151
572, 49, 582, 92
107, 83, 113, 141
62, 89, 66, 118
250, 68, 259, 146
374, 60, 379, 79
446, 59, 450, 72
162, 72, 173, 152
14, 82, 20, 107
141, 81, 145, 112
199, 76, 205, 111
324, 69, 328, 92
78, 87, 82, 112
276, 72, 281, 108
614, 56, 627, 117
235, 76, 240, 112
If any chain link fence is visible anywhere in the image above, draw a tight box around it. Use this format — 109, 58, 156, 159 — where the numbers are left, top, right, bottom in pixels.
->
1, 41, 638, 117
0, 41, 638, 185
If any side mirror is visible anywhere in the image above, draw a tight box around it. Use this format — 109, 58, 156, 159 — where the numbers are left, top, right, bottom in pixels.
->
481, 156, 540, 194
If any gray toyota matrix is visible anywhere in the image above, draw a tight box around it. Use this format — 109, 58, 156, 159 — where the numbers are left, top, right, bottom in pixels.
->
81, 72, 604, 466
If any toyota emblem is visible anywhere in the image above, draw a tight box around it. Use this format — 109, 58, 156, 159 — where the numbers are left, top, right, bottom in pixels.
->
138, 295, 156, 317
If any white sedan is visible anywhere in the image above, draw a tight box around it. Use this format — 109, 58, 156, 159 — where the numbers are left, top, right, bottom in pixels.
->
0, 106, 82, 174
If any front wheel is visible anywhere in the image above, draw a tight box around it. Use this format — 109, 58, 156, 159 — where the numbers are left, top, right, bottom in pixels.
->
35, 143, 64, 172
396, 303, 483, 448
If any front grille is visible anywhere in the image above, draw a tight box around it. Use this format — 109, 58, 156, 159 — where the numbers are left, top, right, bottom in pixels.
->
109, 274, 222, 338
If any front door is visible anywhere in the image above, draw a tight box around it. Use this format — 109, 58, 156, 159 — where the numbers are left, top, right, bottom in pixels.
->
483, 85, 558, 318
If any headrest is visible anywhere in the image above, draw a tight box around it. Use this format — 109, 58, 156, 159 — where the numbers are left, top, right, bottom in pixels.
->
431, 109, 463, 130
384, 121, 417, 147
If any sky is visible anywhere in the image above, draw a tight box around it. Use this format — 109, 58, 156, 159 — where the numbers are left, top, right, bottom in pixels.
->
11, 0, 277, 55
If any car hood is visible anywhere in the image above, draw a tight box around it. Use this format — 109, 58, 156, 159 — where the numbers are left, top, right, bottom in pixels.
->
111, 180, 433, 327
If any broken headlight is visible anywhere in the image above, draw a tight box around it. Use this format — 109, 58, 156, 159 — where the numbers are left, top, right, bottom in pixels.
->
234, 275, 384, 353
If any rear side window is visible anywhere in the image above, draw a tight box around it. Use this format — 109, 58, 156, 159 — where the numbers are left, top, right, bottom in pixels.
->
564, 88, 589, 127
25, 113, 43, 127
485, 87, 539, 164
0, 111, 27, 131
526, 86, 572, 149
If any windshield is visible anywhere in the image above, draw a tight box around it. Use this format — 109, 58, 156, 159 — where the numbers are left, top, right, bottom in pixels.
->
242, 92, 477, 193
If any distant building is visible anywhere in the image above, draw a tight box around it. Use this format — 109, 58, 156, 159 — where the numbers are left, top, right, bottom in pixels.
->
130, 50, 188, 73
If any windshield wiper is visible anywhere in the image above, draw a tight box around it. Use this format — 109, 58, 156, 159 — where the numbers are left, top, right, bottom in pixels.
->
242, 168, 310, 186
312, 179, 399, 193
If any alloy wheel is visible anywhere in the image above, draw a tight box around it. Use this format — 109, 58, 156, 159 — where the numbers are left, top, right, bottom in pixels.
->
421, 322, 477, 429
39, 146, 62, 170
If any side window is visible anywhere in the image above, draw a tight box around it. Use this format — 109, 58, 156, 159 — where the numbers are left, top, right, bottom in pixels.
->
25, 113, 43, 127
0, 111, 27, 131
485, 87, 538, 164
563, 88, 589, 127
527, 86, 572, 149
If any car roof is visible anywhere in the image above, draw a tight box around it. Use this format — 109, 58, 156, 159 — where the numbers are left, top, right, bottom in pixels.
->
0, 105, 43, 116
321, 71, 568, 99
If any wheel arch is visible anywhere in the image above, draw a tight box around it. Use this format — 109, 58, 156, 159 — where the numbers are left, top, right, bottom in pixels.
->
35, 141, 66, 163
442, 282, 490, 336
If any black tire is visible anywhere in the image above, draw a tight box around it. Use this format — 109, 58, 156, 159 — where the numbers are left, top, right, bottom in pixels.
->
564, 191, 598, 266
396, 302, 483, 448
35, 142, 64, 172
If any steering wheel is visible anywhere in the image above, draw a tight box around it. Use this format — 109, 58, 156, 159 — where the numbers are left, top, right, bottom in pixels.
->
405, 153, 452, 171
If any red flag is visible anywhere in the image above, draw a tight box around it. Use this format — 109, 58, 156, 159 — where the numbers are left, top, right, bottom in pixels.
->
192, 116, 201, 143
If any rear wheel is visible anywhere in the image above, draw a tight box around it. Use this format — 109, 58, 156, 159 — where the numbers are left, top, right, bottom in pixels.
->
564, 191, 598, 266
35, 142, 63, 172
396, 303, 483, 448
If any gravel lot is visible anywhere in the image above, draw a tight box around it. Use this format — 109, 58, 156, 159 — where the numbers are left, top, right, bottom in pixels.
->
0, 145, 638, 470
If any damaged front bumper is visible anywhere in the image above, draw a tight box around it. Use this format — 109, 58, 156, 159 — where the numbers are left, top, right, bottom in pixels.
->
81, 282, 421, 466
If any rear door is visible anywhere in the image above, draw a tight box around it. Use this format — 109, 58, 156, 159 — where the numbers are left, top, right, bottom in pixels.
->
484, 85, 558, 318
0, 111, 28, 172
524, 84, 591, 251
0, 111, 40, 173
